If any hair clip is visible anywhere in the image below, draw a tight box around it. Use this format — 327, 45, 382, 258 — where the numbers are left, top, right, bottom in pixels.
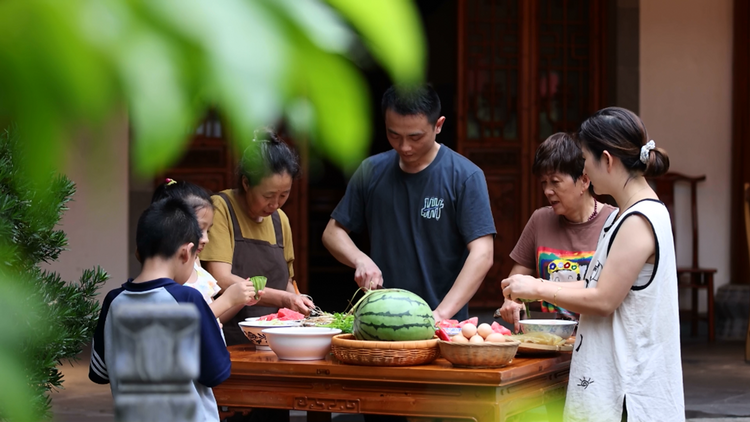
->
166, 178, 177, 186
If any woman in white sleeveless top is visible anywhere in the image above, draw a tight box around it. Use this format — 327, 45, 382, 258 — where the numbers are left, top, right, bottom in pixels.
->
501, 107, 684, 422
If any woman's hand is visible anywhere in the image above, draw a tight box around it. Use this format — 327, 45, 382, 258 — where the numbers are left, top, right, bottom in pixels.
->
498, 299, 525, 333
501, 274, 541, 302
354, 255, 383, 291
282, 292, 315, 316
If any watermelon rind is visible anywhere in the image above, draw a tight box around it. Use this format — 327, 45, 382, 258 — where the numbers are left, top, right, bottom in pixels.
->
352, 289, 436, 341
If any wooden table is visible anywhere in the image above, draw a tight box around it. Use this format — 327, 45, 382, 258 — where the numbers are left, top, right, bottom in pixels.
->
214, 345, 571, 422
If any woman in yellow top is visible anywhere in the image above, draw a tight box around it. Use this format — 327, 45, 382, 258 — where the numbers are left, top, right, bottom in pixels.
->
201, 128, 314, 346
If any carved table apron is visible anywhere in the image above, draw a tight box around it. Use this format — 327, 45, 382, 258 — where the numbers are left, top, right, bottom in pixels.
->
214, 345, 571, 422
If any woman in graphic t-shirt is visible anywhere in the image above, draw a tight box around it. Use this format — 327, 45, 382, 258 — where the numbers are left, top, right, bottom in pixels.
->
498, 132, 616, 332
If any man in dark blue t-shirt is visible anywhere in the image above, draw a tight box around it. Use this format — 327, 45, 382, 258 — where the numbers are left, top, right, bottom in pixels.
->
322, 84, 496, 322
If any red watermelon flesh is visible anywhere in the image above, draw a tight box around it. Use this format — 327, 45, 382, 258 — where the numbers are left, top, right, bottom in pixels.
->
258, 313, 278, 321
458, 317, 479, 327
491, 321, 512, 335
436, 319, 459, 328
277, 308, 305, 321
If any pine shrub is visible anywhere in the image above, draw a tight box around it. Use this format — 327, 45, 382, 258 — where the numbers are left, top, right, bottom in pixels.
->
0, 126, 108, 420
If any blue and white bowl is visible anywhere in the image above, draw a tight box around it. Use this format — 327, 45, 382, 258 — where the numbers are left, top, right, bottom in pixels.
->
518, 319, 577, 340
238, 317, 302, 350
443, 327, 461, 337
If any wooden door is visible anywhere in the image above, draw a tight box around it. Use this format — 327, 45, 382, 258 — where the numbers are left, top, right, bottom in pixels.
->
457, 0, 606, 308
731, 0, 750, 285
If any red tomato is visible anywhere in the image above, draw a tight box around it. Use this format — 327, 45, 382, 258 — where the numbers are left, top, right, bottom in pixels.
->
436, 328, 451, 341
491, 321, 512, 335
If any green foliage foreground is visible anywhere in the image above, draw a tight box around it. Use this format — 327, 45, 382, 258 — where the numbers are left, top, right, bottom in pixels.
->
0, 0, 425, 182
0, 1, 425, 419
0, 127, 109, 421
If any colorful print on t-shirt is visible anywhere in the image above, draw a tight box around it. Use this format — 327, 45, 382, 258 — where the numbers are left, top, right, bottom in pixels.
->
536, 247, 595, 320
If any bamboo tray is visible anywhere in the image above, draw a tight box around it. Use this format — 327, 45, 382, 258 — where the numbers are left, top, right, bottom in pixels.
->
330, 334, 440, 366
516, 342, 573, 355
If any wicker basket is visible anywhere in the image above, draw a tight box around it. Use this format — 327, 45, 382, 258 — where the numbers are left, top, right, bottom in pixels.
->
437, 339, 520, 368
330, 334, 440, 366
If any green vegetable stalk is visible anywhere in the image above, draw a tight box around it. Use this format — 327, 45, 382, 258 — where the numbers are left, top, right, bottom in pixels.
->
249, 276, 267, 300
320, 313, 355, 334
518, 298, 536, 321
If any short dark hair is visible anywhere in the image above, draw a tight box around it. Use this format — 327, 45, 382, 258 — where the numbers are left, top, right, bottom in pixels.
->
576, 107, 670, 177
381, 84, 442, 125
136, 197, 202, 261
151, 179, 213, 211
237, 127, 301, 188
532, 132, 585, 180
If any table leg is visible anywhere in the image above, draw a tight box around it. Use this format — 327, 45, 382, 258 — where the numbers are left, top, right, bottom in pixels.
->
707, 273, 715, 342
691, 275, 699, 336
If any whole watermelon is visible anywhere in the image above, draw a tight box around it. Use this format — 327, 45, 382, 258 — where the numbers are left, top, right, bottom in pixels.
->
352, 289, 436, 341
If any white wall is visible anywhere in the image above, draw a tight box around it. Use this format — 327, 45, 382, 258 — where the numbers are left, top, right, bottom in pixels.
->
640, 0, 733, 310
44, 115, 130, 301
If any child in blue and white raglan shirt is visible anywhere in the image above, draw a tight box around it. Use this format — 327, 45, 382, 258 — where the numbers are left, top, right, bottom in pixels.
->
89, 197, 230, 422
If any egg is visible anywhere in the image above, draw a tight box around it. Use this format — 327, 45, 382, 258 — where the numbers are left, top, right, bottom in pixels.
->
469, 334, 484, 343
477, 323, 493, 339
452, 334, 469, 343
461, 323, 477, 339
485, 333, 507, 343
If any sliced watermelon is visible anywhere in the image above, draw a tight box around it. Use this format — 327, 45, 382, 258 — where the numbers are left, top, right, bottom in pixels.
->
436, 319, 460, 329
458, 317, 479, 327
258, 313, 278, 321
491, 321, 512, 335
277, 308, 305, 321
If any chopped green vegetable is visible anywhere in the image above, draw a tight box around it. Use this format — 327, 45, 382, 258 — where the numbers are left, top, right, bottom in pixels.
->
319, 313, 354, 334
249, 276, 267, 300
518, 298, 536, 320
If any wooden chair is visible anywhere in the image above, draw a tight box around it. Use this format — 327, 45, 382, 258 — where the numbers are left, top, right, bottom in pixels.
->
743, 183, 750, 362
649, 172, 716, 342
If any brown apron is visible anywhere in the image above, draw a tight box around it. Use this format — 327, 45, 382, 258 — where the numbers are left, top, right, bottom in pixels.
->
218, 192, 290, 346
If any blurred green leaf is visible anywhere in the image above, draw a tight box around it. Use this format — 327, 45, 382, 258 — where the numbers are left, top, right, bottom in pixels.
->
0, 0, 425, 179
300, 47, 370, 174
117, 28, 195, 175
0, 275, 41, 422
263, 0, 353, 54
144, 0, 289, 144
325, 0, 426, 84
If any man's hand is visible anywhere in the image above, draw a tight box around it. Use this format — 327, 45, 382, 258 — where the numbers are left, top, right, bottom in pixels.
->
498, 299, 525, 333
432, 309, 445, 324
354, 255, 383, 291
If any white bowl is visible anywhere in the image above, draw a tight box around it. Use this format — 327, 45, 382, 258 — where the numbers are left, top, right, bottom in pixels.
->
262, 327, 342, 360
238, 317, 302, 350
519, 319, 577, 339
